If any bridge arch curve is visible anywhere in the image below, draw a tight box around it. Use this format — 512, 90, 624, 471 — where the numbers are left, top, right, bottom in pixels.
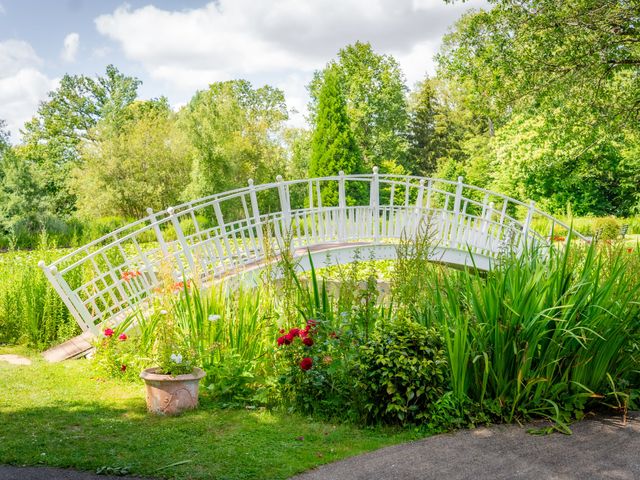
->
40, 169, 586, 334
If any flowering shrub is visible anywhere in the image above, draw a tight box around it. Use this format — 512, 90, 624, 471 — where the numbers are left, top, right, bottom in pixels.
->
276, 318, 360, 419
92, 326, 145, 381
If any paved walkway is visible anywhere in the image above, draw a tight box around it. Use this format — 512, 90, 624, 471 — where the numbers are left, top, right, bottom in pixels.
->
292, 412, 640, 480
1, 413, 638, 480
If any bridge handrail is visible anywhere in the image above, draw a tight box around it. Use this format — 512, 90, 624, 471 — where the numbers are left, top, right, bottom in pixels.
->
39, 169, 587, 333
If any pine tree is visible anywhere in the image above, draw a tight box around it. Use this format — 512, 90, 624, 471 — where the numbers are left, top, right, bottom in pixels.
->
309, 66, 364, 205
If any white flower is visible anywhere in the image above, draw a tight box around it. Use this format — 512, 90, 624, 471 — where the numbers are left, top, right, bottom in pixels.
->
208, 314, 221, 322
170, 353, 183, 364
160, 309, 168, 315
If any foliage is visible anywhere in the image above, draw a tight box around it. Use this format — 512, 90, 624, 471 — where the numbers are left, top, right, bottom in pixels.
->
593, 217, 621, 241
0, 238, 80, 349
74, 98, 191, 218
276, 317, 361, 420
357, 318, 448, 425
428, 241, 640, 428
309, 42, 409, 171
309, 65, 364, 205
19, 65, 141, 218
437, 1, 640, 216
180, 80, 288, 202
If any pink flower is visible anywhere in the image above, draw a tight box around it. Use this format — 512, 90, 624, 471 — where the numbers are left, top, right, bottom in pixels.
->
300, 357, 313, 371
118, 333, 127, 341
104, 328, 114, 337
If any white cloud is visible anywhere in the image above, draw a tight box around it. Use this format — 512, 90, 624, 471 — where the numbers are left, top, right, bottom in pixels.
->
95, 0, 487, 102
61, 32, 80, 62
0, 3, 5, 15
0, 40, 58, 141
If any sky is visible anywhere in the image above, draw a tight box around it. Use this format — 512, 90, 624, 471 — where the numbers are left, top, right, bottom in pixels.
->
0, 0, 487, 142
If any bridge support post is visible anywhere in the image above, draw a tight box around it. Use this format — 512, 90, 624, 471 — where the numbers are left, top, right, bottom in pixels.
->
168, 206, 197, 277
146, 208, 170, 259
449, 176, 464, 248
248, 179, 264, 255
521, 200, 535, 252
370, 166, 380, 242
338, 171, 347, 242
277, 175, 293, 252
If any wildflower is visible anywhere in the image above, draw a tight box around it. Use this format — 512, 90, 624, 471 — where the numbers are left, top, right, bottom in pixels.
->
289, 328, 301, 337
121, 270, 141, 282
160, 309, 168, 315
104, 328, 114, 337
208, 314, 221, 322
170, 353, 183, 364
300, 357, 313, 371
285, 332, 296, 343
120, 364, 127, 372
118, 333, 127, 341
302, 337, 314, 347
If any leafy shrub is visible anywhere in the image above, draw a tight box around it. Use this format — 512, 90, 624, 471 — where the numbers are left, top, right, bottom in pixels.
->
356, 318, 448, 425
276, 317, 361, 419
593, 216, 621, 240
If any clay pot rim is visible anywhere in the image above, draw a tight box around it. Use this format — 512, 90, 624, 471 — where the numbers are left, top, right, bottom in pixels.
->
140, 366, 206, 382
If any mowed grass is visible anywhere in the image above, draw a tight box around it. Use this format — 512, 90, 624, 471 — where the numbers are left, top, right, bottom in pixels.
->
0, 347, 417, 479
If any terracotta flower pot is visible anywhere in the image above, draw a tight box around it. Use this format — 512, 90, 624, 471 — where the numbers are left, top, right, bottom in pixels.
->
140, 367, 206, 415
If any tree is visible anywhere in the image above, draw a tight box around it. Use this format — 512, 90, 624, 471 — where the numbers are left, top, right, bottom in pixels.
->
436, 0, 640, 215
20, 65, 141, 216
180, 80, 288, 202
74, 98, 191, 218
309, 66, 364, 205
309, 42, 409, 171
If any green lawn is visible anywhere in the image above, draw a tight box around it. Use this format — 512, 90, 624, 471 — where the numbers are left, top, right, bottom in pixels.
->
0, 347, 417, 479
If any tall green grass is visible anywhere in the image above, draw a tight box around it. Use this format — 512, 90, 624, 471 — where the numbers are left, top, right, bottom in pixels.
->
421, 240, 640, 427
0, 236, 81, 348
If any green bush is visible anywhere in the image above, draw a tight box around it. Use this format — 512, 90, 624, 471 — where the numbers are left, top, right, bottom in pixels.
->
356, 318, 448, 425
593, 216, 621, 240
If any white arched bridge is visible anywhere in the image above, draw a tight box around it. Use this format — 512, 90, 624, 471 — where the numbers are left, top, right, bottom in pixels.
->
40, 169, 587, 335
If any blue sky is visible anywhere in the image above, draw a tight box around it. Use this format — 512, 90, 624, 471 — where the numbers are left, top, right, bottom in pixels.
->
0, 0, 487, 141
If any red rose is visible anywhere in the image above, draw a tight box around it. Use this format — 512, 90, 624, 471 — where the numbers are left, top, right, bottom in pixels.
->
285, 332, 295, 343
277, 336, 286, 346
299, 328, 308, 338
300, 357, 313, 371
104, 328, 114, 337
118, 333, 127, 341
289, 328, 300, 337
306, 319, 317, 328
279, 329, 285, 334
120, 364, 127, 372
302, 337, 313, 347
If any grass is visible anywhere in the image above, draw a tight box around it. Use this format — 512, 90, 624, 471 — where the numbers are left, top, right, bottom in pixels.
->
0, 346, 417, 479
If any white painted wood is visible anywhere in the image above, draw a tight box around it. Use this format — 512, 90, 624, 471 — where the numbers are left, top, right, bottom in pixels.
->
40, 171, 587, 333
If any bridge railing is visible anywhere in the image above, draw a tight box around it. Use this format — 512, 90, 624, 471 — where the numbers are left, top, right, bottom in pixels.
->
40, 169, 587, 334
